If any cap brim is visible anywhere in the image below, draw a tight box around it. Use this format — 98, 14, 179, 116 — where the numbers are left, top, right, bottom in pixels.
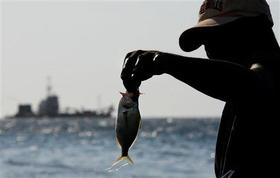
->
179, 17, 238, 52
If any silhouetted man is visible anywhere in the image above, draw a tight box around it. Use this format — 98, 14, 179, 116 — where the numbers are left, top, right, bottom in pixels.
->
121, 0, 280, 177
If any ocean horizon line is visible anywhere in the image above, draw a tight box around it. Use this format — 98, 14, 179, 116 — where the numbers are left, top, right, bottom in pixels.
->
0, 116, 221, 121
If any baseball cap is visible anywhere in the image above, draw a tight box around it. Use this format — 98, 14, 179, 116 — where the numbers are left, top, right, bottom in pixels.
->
179, 0, 274, 52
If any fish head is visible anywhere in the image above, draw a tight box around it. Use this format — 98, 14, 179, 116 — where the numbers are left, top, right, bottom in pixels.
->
120, 93, 135, 109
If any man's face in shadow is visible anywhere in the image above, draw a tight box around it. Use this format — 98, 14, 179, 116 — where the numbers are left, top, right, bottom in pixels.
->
202, 15, 275, 67
203, 24, 254, 66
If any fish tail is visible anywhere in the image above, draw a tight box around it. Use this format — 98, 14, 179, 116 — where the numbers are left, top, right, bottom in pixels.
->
112, 155, 134, 166
112, 156, 123, 167
124, 155, 134, 165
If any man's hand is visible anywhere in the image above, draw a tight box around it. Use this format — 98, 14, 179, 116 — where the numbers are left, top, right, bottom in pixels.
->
121, 50, 164, 92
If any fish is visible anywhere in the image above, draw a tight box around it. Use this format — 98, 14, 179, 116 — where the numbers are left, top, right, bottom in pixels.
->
112, 91, 142, 166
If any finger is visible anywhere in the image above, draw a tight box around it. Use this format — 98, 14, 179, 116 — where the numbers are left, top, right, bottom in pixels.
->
121, 50, 144, 80
135, 52, 155, 71
122, 50, 145, 70
124, 50, 144, 63
121, 57, 137, 80
124, 52, 133, 59
122, 78, 141, 92
132, 53, 154, 81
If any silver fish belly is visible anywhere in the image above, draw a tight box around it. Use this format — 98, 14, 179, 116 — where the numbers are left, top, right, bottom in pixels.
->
112, 92, 142, 166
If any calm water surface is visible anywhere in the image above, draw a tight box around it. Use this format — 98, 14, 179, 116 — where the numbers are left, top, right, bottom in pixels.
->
0, 118, 219, 178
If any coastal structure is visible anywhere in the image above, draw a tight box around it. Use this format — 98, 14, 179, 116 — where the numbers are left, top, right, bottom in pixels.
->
38, 78, 59, 117
15, 104, 34, 117
11, 78, 113, 119
38, 95, 59, 117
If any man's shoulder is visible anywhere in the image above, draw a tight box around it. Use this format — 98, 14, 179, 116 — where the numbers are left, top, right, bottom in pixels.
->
252, 50, 280, 61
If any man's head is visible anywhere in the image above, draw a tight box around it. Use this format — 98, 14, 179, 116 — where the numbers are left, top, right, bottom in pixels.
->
179, 0, 278, 66
203, 15, 278, 65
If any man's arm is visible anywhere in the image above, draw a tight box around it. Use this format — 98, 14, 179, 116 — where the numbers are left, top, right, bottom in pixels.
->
122, 51, 259, 102
160, 53, 259, 101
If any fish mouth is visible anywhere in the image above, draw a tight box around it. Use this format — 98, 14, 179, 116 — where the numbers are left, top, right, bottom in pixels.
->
120, 91, 140, 101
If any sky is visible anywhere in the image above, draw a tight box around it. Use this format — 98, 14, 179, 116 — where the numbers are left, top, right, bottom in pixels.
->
1, 0, 279, 118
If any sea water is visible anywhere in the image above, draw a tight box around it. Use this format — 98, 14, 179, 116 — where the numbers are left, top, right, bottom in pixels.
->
0, 118, 219, 178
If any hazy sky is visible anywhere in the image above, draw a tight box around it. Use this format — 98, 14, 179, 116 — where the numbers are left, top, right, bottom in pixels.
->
1, 0, 279, 118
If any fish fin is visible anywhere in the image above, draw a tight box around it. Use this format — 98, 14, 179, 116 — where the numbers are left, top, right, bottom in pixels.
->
129, 118, 142, 149
116, 136, 121, 148
124, 155, 134, 165
112, 156, 123, 167
120, 92, 126, 96
112, 155, 134, 167
139, 119, 142, 130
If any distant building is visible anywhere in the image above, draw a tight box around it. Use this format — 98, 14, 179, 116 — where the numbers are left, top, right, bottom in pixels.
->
38, 76, 59, 117
38, 95, 59, 117
15, 104, 34, 117
9, 76, 114, 119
